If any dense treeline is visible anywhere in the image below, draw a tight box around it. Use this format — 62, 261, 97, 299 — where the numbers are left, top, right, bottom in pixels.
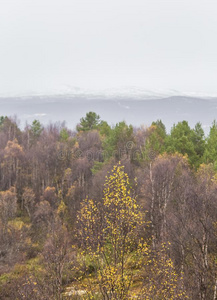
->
1, 112, 217, 299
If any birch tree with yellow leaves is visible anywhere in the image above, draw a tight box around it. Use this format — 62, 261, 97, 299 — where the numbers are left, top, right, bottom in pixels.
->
77, 163, 188, 299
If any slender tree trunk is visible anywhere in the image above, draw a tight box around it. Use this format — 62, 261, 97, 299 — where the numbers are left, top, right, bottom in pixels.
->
149, 163, 156, 249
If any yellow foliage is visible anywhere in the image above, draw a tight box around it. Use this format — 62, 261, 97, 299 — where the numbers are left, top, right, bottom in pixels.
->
77, 163, 188, 299
57, 199, 67, 217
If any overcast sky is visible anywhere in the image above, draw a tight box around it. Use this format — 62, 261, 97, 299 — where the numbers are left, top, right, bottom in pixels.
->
0, 0, 217, 96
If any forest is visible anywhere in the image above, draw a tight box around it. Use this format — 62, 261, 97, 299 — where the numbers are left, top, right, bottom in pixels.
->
0, 112, 217, 299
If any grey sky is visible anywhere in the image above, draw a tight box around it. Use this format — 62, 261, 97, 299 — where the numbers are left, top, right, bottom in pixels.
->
0, 0, 217, 96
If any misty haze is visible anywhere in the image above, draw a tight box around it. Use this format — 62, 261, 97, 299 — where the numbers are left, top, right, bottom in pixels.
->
0, 92, 217, 134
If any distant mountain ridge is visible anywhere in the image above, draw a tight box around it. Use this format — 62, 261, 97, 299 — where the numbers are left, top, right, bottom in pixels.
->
0, 94, 217, 134
2, 86, 217, 100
